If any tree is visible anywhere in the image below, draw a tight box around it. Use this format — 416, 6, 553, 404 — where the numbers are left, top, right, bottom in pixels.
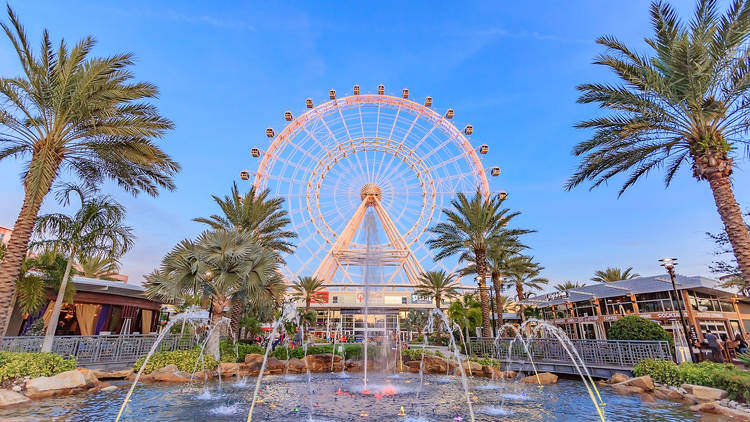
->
34, 186, 133, 352
15, 249, 76, 315
707, 211, 750, 295
428, 189, 523, 337
76, 254, 120, 280
291, 276, 326, 313
504, 255, 547, 321
194, 182, 297, 337
566, 0, 750, 292
447, 294, 483, 342
145, 230, 279, 358
403, 310, 429, 338
414, 270, 460, 313
0, 243, 5, 261
0, 7, 179, 334
608, 315, 674, 348
590, 267, 640, 283
554, 281, 585, 291
194, 182, 297, 257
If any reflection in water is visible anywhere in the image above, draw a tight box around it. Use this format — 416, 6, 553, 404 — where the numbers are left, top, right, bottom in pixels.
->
0, 373, 705, 421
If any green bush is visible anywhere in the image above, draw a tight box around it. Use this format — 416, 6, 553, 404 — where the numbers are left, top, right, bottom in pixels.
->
633, 358, 680, 385
269, 344, 381, 361
0, 352, 77, 381
401, 348, 446, 361
737, 352, 750, 367
607, 315, 674, 348
219, 340, 264, 363
634, 359, 750, 402
134, 349, 217, 374
471, 356, 501, 369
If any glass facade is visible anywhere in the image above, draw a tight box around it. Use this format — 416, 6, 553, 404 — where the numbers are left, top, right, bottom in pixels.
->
688, 292, 735, 313
635, 291, 680, 313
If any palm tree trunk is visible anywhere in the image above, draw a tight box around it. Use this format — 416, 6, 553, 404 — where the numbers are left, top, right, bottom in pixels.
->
0, 191, 47, 335
491, 272, 505, 328
435, 293, 442, 333
516, 281, 525, 323
705, 170, 750, 287
230, 300, 242, 343
206, 297, 228, 360
475, 249, 492, 338
41, 253, 75, 352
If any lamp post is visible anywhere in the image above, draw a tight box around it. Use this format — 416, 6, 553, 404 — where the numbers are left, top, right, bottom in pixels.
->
659, 257, 692, 349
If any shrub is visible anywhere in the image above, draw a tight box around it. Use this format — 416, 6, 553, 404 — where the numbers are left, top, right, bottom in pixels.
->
0, 352, 77, 381
633, 359, 750, 402
401, 348, 446, 361
607, 315, 673, 348
471, 356, 501, 369
134, 349, 217, 374
269, 344, 382, 361
738, 352, 750, 367
219, 340, 264, 363
633, 358, 680, 385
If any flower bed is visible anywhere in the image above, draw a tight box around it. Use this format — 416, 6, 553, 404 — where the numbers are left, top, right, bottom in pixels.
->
634, 358, 750, 402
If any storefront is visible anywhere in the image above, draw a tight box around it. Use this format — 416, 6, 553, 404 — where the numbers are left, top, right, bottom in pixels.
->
527, 275, 750, 343
7, 276, 162, 336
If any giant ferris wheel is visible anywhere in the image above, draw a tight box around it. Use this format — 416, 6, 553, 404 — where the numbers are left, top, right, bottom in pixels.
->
243, 85, 500, 291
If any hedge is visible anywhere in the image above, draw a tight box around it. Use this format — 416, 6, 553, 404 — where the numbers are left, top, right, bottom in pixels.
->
219, 340, 264, 363
0, 352, 77, 381
607, 315, 674, 348
634, 358, 750, 402
269, 344, 381, 361
401, 348, 446, 361
134, 349, 217, 374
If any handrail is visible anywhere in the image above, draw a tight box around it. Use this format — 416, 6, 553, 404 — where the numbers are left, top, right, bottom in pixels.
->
0, 334, 198, 364
469, 337, 672, 369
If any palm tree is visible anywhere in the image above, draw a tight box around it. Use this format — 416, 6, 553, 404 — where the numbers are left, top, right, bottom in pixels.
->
403, 310, 429, 338
503, 255, 547, 321
194, 182, 297, 256
554, 281, 585, 292
34, 186, 134, 352
76, 254, 120, 280
0, 8, 178, 334
428, 189, 522, 337
447, 295, 482, 343
291, 276, 326, 313
15, 249, 76, 315
145, 230, 278, 358
566, 0, 750, 291
591, 267, 640, 283
229, 257, 285, 341
414, 270, 460, 313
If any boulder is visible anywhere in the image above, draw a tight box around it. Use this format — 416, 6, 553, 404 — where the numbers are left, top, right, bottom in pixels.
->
653, 389, 668, 400
25, 369, 97, 398
303, 354, 334, 372
101, 385, 118, 393
639, 392, 656, 403
0, 389, 30, 407
87, 381, 113, 394
611, 384, 632, 396
91, 368, 133, 380
686, 385, 728, 401
622, 375, 654, 392
716, 405, 750, 421
76, 368, 99, 386
461, 361, 482, 373
500, 371, 517, 380
682, 394, 701, 405
690, 401, 721, 414
265, 357, 285, 374
520, 372, 558, 385
287, 358, 306, 374
609, 373, 629, 384
149, 364, 191, 382
219, 362, 240, 377
421, 356, 450, 374
481, 366, 502, 379
244, 353, 265, 368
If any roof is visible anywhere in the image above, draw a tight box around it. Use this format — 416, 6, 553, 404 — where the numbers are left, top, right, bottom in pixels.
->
71, 275, 151, 300
523, 274, 744, 307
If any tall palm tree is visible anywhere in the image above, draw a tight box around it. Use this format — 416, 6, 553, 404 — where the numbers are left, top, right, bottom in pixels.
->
566, 0, 750, 291
0, 7, 178, 334
76, 254, 120, 280
428, 189, 522, 337
291, 276, 326, 313
145, 230, 279, 358
194, 182, 297, 256
414, 270, 460, 313
591, 267, 640, 283
503, 255, 547, 321
34, 186, 134, 352
554, 281, 585, 292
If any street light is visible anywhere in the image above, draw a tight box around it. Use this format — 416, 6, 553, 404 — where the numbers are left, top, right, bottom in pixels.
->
659, 257, 692, 349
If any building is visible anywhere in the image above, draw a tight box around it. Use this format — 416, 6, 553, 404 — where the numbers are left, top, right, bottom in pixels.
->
7, 276, 163, 337
524, 275, 750, 343
0, 226, 11, 246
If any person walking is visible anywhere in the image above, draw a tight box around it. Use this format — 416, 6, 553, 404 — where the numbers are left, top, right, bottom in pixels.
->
705, 330, 724, 363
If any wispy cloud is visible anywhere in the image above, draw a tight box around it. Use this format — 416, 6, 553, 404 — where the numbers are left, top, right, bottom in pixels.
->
471, 27, 589, 45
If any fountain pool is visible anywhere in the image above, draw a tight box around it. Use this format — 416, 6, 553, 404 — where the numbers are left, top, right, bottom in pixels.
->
0, 373, 717, 421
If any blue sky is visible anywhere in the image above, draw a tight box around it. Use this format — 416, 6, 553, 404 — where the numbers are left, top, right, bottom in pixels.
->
1, 1, 748, 290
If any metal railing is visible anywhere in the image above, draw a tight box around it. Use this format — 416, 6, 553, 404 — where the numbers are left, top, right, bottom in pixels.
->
0, 334, 198, 364
470, 337, 672, 369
